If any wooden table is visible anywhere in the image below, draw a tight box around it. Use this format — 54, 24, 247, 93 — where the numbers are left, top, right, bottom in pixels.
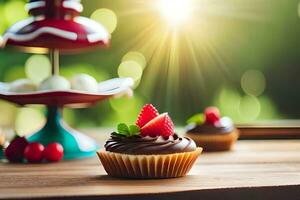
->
1, 130, 300, 200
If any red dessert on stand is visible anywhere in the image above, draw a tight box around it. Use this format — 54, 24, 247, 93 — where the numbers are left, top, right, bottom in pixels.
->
2, 0, 110, 53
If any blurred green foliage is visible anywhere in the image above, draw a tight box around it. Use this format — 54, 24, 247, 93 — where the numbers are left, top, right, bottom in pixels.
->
0, 0, 299, 135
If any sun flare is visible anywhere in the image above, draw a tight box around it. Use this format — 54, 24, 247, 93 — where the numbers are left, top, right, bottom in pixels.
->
114, 0, 270, 116
157, 0, 192, 26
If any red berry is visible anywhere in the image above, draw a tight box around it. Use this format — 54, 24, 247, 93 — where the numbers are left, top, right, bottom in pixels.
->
5, 137, 28, 163
24, 142, 44, 163
205, 107, 221, 124
43, 143, 64, 162
136, 104, 159, 128
141, 113, 174, 137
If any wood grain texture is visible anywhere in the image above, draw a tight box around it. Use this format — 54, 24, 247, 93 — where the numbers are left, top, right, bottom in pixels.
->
1, 130, 300, 200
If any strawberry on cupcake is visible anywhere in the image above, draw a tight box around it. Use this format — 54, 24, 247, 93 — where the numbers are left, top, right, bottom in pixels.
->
97, 104, 202, 179
185, 106, 239, 151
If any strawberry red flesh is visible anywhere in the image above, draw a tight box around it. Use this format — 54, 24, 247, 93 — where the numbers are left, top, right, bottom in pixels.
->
136, 104, 159, 128
141, 113, 174, 137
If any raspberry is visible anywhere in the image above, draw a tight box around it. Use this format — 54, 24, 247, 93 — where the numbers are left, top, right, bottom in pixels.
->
136, 104, 159, 128
204, 107, 221, 124
5, 136, 28, 163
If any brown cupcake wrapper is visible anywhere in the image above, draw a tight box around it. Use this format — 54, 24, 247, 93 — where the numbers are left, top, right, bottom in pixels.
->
97, 148, 202, 179
186, 130, 239, 151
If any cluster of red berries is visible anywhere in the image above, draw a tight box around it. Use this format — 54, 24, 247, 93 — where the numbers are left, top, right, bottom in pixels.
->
136, 104, 174, 137
5, 137, 64, 163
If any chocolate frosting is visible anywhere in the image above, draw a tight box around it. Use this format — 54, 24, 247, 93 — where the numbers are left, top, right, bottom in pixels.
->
105, 133, 197, 155
186, 117, 235, 135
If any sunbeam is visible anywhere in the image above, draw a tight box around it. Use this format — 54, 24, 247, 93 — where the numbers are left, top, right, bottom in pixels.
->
110, 0, 275, 118
157, 0, 192, 26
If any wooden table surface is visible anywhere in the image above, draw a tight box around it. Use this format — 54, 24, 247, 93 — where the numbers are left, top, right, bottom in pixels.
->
1, 130, 300, 200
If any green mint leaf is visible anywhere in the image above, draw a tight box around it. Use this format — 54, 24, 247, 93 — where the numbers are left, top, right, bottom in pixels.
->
128, 125, 140, 136
112, 131, 127, 137
115, 123, 140, 137
187, 114, 205, 125
117, 123, 129, 135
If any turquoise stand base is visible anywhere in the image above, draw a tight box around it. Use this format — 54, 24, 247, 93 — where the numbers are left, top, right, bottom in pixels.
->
28, 106, 99, 160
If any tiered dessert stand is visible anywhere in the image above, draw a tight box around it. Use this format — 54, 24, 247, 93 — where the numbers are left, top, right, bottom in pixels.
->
0, 0, 133, 160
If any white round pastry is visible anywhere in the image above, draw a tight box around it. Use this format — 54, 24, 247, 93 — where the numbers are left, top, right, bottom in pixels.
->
70, 74, 98, 93
9, 79, 37, 93
39, 75, 71, 91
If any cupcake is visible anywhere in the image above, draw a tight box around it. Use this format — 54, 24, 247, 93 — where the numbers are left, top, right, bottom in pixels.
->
186, 107, 239, 151
97, 104, 202, 179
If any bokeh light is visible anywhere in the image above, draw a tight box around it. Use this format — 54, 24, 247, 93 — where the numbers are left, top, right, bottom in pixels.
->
119, 51, 146, 89
3, 1, 27, 25
14, 107, 45, 136
214, 87, 241, 121
239, 95, 261, 122
122, 51, 147, 69
133, 78, 142, 89
0, 100, 18, 127
91, 8, 117, 34
109, 95, 142, 113
258, 95, 280, 120
241, 69, 266, 96
118, 60, 143, 81
106, 95, 143, 125
25, 55, 51, 84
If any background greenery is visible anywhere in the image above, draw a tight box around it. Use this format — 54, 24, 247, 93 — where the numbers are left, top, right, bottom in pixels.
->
0, 0, 299, 135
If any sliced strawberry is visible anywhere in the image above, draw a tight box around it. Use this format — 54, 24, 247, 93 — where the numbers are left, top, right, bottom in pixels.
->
141, 113, 174, 137
204, 107, 221, 125
136, 104, 159, 128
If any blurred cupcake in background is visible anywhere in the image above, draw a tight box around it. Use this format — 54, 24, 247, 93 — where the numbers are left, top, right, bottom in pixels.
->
185, 107, 239, 151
